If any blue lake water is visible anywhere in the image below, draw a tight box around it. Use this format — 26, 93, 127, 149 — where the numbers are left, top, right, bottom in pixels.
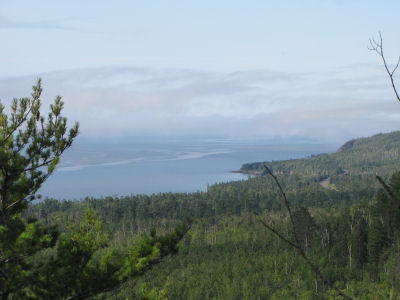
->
39, 137, 335, 200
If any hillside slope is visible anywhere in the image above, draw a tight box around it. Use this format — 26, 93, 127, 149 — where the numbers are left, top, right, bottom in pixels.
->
240, 131, 400, 178
27, 132, 400, 300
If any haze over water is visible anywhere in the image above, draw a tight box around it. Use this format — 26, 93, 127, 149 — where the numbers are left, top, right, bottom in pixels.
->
39, 137, 335, 200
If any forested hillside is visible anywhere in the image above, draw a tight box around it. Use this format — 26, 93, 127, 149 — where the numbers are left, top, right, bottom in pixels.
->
23, 131, 400, 299
240, 131, 400, 177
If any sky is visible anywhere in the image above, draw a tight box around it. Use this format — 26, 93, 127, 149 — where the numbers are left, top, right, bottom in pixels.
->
1, 0, 400, 144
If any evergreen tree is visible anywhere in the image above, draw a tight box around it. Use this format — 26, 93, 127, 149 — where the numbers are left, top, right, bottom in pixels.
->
0, 79, 78, 299
0, 79, 79, 225
388, 172, 400, 238
0, 80, 189, 299
351, 218, 368, 270
292, 207, 316, 253
367, 219, 387, 268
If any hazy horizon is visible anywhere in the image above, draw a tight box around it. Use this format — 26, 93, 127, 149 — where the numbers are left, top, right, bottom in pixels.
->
2, 1, 400, 145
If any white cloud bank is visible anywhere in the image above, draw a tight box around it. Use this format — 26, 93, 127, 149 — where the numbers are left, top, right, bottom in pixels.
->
0, 64, 398, 144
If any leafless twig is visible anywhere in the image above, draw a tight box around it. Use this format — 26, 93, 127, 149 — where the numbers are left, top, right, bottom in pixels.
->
376, 175, 400, 213
260, 165, 353, 300
369, 32, 400, 103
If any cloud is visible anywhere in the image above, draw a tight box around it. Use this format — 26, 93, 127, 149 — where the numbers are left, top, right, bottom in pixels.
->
0, 15, 79, 31
0, 65, 398, 144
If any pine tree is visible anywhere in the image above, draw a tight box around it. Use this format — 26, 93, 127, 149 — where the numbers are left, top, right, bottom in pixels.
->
0, 80, 189, 299
0, 79, 79, 224
0, 79, 78, 299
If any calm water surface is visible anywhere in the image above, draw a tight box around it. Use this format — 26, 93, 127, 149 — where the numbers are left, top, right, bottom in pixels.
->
39, 137, 335, 199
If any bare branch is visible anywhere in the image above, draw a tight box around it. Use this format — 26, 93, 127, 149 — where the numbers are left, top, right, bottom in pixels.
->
261, 164, 353, 300
376, 175, 400, 213
259, 219, 300, 250
369, 32, 400, 103
263, 165, 301, 246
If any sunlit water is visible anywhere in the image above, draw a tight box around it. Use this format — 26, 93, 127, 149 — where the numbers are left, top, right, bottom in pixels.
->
38, 137, 335, 200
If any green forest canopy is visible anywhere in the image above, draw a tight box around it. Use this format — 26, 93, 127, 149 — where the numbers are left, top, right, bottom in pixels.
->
24, 130, 400, 299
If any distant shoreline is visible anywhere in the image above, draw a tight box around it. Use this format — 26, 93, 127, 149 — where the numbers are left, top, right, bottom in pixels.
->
230, 169, 260, 175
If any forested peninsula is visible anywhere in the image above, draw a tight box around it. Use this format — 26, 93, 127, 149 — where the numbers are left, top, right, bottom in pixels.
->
23, 130, 400, 299
240, 131, 400, 178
